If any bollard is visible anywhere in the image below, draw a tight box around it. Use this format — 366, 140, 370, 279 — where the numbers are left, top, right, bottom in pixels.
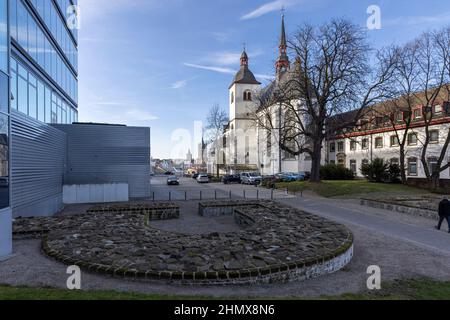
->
215, 190, 217, 200
152, 192, 155, 202
244, 190, 246, 199
185, 191, 187, 201
271, 189, 274, 200
229, 190, 232, 199
257, 189, 259, 199
169, 191, 171, 201
200, 191, 202, 200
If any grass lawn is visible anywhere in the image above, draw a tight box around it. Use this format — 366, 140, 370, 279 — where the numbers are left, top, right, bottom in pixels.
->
276, 180, 427, 198
1, 279, 449, 300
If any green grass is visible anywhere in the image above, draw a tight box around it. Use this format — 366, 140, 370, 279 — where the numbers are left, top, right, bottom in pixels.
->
276, 180, 426, 198
1, 279, 449, 300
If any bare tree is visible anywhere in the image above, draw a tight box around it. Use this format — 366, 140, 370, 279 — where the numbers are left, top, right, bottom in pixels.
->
254, 19, 397, 182
416, 27, 450, 190
205, 104, 228, 177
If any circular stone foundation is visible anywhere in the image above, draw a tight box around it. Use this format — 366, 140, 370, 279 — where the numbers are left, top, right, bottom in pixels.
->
16, 201, 353, 285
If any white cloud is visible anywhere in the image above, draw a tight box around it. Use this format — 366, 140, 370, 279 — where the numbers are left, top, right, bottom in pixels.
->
183, 63, 236, 75
241, 0, 298, 20
184, 63, 273, 82
171, 80, 188, 89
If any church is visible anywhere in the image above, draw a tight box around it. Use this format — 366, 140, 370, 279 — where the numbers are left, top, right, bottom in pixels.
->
206, 14, 313, 176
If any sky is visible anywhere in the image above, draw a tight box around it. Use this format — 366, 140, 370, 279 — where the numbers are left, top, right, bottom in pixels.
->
77, 0, 450, 159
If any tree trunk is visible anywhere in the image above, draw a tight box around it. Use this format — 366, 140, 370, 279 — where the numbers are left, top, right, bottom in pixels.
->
310, 140, 322, 183
399, 148, 407, 184
430, 174, 440, 192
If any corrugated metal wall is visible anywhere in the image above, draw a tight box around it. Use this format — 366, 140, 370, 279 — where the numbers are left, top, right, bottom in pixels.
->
11, 110, 66, 217
53, 124, 151, 198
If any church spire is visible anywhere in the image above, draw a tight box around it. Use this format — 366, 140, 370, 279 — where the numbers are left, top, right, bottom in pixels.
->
276, 13, 290, 75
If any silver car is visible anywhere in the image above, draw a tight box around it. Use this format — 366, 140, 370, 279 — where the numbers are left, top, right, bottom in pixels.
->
197, 174, 210, 183
240, 172, 262, 185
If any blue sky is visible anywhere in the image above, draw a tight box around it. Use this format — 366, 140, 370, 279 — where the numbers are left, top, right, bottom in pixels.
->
77, 0, 450, 159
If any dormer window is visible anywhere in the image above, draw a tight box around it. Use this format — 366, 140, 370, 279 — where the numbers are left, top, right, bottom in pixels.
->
243, 90, 252, 101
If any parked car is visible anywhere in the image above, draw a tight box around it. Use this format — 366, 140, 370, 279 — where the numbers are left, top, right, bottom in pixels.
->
222, 174, 241, 184
197, 173, 210, 183
165, 171, 174, 175
240, 172, 262, 185
167, 175, 179, 185
192, 173, 199, 179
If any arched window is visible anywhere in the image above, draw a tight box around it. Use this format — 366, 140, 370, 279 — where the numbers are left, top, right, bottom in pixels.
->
243, 90, 252, 101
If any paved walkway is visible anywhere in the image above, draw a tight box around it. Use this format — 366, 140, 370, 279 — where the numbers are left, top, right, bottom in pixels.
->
279, 196, 450, 256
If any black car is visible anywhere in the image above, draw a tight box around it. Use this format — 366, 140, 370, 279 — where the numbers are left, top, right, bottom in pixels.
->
192, 173, 199, 179
222, 174, 241, 184
165, 171, 174, 175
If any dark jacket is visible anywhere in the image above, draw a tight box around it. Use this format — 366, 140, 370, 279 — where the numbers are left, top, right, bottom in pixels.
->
438, 199, 450, 218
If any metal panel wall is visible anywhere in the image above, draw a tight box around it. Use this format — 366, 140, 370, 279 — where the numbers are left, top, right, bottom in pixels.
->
53, 124, 151, 198
11, 110, 66, 217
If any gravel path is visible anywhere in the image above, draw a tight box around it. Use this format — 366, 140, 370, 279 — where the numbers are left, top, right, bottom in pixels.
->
1, 199, 450, 297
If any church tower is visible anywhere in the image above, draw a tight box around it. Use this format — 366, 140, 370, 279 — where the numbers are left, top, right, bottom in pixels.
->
229, 49, 261, 122
275, 14, 290, 75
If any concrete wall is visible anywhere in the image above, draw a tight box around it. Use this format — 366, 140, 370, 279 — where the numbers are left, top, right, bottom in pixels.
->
53, 124, 151, 199
63, 183, 129, 204
0, 208, 12, 259
11, 111, 66, 218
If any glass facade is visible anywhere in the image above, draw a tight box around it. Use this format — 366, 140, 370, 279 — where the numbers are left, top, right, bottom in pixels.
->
0, 0, 9, 210
9, 0, 78, 124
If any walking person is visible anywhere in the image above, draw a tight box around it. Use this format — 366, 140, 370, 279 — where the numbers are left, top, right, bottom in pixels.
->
436, 198, 450, 233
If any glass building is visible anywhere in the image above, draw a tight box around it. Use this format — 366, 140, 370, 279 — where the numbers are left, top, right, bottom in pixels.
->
0, 0, 11, 258
9, 0, 78, 125
1, 0, 78, 258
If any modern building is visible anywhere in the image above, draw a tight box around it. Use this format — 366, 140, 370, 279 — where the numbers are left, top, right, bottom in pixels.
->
0, 0, 151, 259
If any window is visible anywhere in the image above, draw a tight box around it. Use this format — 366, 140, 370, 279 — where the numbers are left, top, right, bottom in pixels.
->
396, 112, 403, 122
428, 157, 438, 174
0, 72, 8, 113
390, 135, 399, 147
231, 92, 234, 104
0, 0, 7, 73
337, 141, 344, 152
434, 105, 443, 115
430, 130, 439, 143
413, 108, 422, 120
350, 140, 357, 151
407, 133, 418, 146
243, 90, 252, 101
362, 138, 369, 150
0, 113, 9, 209
375, 137, 383, 149
350, 160, 357, 174
330, 142, 336, 153
408, 158, 418, 176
